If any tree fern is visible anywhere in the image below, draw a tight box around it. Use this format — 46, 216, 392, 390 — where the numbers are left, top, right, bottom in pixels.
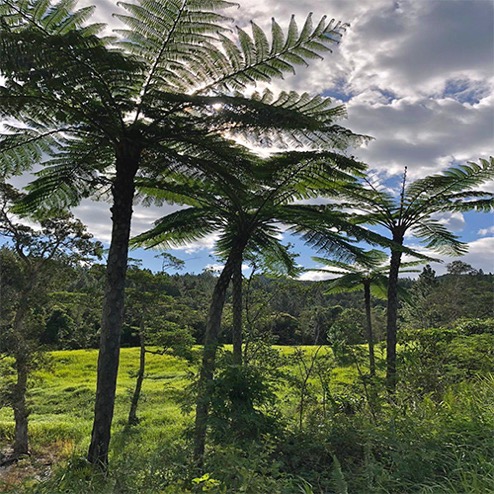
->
335, 157, 494, 391
1, 0, 366, 467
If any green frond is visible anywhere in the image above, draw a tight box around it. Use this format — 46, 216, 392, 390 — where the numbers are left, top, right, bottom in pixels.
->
14, 136, 113, 213
411, 219, 468, 256
250, 235, 298, 276
285, 14, 299, 50
0, 129, 57, 176
270, 18, 285, 55
312, 249, 388, 273
433, 192, 494, 214
0, 0, 100, 35
324, 273, 363, 294
131, 206, 219, 250
237, 26, 256, 66
406, 157, 494, 204
199, 13, 345, 93
300, 229, 366, 263
251, 21, 270, 61
135, 176, 211, 208
115, 0, 236, 97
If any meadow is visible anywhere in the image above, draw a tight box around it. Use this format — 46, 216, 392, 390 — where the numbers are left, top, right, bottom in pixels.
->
1, 344, 493, 493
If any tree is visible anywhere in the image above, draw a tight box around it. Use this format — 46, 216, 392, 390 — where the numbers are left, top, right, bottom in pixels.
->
0, 0, 367, 467
401, 264, 441, 330
403, 263, 494, 328
0, 183, 100, 459
311, 250, 420, 376
340, 158, 494, 391
134, 151, 388, 466
123, 273, 194, 426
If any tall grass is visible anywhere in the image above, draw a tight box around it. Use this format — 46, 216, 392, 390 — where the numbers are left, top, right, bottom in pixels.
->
1, 349, 493, 493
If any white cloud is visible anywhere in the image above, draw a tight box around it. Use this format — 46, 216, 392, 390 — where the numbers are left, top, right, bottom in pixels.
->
461, 237, 494, 274
177, 233, 221, 254
432, 212, 465, 233
298, 270, 336, 282
479, 226, 494, 236
402, 235, 494, 276
204, 263, 224, 274
4, 1, 492, 274
204, 262, 249, 274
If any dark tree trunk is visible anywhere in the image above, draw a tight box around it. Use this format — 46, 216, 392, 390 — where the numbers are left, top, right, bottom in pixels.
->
88, 143, 140, 468
11, 295, 31, 456
363, 281, 376, 377
12, 353, 29, 456
232, 256, 243, 366
128, 318, 146, 426
386, 244, 403, 393
193, 251, 238, 470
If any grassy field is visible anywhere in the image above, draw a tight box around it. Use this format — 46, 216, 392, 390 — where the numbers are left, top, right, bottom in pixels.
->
0, 347, 193, 443
1, 345, 493, 493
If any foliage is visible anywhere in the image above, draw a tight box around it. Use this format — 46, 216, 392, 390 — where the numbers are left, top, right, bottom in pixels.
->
400, 319, 494, 396
1, 0, 371, 466
208, 364, 282, 444
0, 344, 492, 493
335, 158, 494, 390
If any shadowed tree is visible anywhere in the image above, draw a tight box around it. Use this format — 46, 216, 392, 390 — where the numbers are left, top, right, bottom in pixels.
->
340, 157, 494, 391
311, 250, 421, 376
0, 0, 367, 467
0, 183, 100, 459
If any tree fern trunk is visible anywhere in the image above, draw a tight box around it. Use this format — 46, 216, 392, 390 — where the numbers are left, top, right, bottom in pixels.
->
193, 251, 238, 469
88, 143, 140, 469
232, 256, 243, 366
386, 246, 403, 393
363, 281, 376, 377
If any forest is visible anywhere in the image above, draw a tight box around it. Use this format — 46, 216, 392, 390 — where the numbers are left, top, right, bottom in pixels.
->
0, 0, 494, 493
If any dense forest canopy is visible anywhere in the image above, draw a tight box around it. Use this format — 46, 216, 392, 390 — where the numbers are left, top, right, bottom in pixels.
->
1, 252, 492, 350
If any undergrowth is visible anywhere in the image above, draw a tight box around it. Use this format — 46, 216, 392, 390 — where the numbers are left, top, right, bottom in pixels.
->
1, 346, 493, 493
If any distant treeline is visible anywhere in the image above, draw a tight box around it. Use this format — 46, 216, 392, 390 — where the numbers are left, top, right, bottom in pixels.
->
3, 247, 492, 350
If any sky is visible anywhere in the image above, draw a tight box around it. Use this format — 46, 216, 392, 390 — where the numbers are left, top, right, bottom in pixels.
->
6, 0, 494, 276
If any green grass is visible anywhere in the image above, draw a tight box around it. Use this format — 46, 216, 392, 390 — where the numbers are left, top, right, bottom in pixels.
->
0, 348, 193, 446
1, 346, 493, 493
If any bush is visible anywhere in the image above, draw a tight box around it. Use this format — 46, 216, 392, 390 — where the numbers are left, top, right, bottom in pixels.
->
208, 365, 283, 444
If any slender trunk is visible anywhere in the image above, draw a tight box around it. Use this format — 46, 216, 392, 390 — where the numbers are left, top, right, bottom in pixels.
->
232, 256, 243, 366
128, 318, 146, 426
12, 353, 29, 456
12, 295, 31, 456
363, 281, 376, 377
88, 143, 140, 468
193, 251, 239, 470
386, 245, 403, 393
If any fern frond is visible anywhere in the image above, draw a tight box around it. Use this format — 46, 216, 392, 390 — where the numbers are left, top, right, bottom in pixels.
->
198, 13, 347, 93
407, 157, 494, 202
131, 206, 219, 249
411, 219, 467, 256
115, 0, 236, 100
14, 136, 113, 213
0, 127, 60, 176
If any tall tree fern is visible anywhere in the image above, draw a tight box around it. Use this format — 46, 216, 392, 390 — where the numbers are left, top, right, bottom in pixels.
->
133, 151, 395, 465
338, 158, 494, 391
0, 0, 367, 467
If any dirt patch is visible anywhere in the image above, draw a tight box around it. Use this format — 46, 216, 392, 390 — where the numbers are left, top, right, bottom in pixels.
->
0, 440, 74, 492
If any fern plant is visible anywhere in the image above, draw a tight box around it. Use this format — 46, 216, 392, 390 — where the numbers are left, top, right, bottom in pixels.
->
337, 158, 494, 391
310, 250, 422, 377
132, 150, 402, 465
0, 0, 367, 467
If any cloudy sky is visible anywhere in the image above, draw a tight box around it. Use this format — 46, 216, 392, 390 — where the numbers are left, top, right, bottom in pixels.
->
12, 0, 494, 276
